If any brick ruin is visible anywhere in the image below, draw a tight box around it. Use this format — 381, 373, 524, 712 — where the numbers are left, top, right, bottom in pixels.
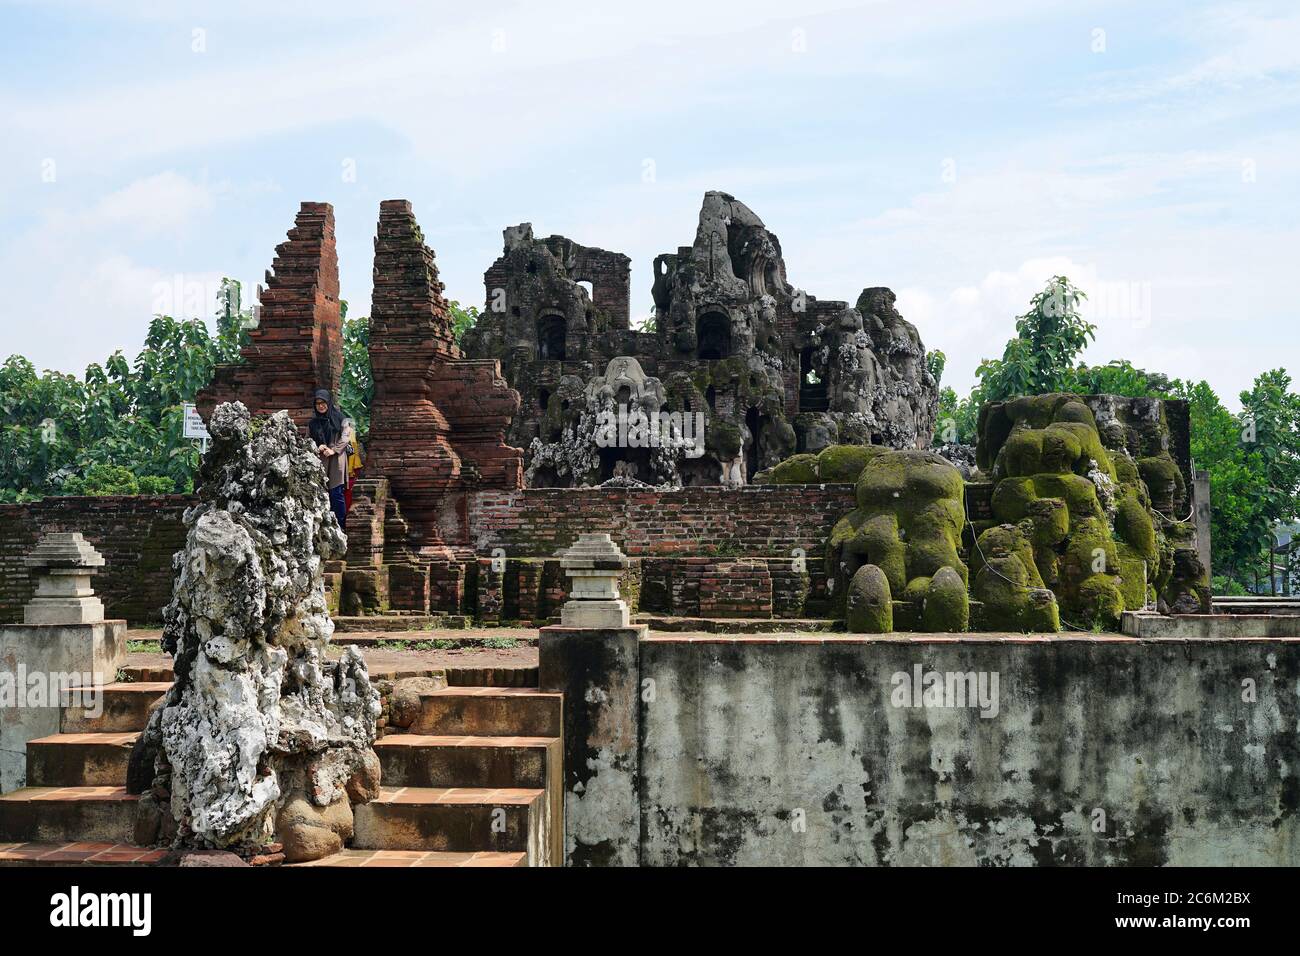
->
198, 202, 342, 429
462, 190, 939, 487
8, 193, 1204, 634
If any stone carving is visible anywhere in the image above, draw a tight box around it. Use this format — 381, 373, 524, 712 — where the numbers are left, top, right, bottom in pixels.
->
129, 402, 380, 860
22, 532, 106, 625
464, 190, 938, 487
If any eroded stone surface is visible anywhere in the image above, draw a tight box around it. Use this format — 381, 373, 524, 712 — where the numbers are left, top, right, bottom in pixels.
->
130, 402, 380, 856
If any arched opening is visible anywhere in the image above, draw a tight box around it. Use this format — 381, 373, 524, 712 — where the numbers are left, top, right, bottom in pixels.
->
696, 311, 731, 360
799, 347, 828, 412
537, 388, 551, 413
537, 314, 567, 360
705, 385, 717, 410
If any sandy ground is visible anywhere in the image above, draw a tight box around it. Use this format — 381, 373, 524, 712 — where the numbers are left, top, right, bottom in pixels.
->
124, 627, 541, 676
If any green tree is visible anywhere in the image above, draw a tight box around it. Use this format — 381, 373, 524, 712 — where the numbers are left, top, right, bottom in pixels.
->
338, 306, 372, 440
974, 277, 1095, 401
0, 280, 251, 502
1171, 371, 1300, 590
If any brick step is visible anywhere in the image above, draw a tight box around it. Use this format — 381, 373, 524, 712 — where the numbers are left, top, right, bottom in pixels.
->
445, 666, 538, 688
332, 615, 471, 633
27, 733, 138, 787
120, 665, 174, 683
408, 688, 562, 737
0, 787, 138, 844
62, 683, 169, 733
352, 786, 547, 863
375, 735, 559, 790
289, 848, 527, 867
0, 841, 165, 866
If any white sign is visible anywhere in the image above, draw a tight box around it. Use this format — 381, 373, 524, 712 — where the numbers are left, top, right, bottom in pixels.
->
182, 404, 210, 441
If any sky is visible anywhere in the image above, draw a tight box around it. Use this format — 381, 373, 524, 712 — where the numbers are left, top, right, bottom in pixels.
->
0, 0, 1296, 408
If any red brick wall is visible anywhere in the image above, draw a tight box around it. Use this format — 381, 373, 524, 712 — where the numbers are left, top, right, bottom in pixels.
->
0, 495, 193, 626
468, 484, 855, 558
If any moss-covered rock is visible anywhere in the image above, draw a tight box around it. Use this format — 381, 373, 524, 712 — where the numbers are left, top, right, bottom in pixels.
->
846, 563, 892, 633
923, 566, 969, 632
763, 453, 819, 484
825, 448, 969, 633
817, 443, 887, 483
970, 522, 1060, 632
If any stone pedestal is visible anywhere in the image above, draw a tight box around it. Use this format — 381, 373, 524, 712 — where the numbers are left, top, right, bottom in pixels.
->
0, 533, 126, 794
560, 533, 631, 628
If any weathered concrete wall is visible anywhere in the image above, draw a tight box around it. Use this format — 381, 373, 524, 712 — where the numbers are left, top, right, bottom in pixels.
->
539, 625, 641, 866
638, 635, 1300, 866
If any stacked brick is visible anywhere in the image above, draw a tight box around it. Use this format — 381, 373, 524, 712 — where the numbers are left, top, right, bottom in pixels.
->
366, 200, 523, 553
697, 560, 773, 618
198, 202, 342, 431
0, 495, 191, 625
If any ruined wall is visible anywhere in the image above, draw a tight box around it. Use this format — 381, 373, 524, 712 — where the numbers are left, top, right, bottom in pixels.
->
637, 635, 1300, 866
468, 484, 855, 558
198, 202, 341, 431
366, 200, 523, 552
0, 495, 192, 626
464, 191, 938, 488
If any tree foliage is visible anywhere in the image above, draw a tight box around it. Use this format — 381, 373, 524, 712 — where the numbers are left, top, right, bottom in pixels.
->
0, 280, 251, 502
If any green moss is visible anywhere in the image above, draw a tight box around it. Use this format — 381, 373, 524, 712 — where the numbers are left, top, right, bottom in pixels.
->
1116, 554, 1149, 610
767, 453, 819, 483
901, 576, 931, 602
1026, 496, 1070, 547
922, 566, 969, 632
1075, 573, 1125, 627
846, 563, 893, 634
817, 444, 886, 483
970, 523, 1060, 632
1114, 493, 1157, 564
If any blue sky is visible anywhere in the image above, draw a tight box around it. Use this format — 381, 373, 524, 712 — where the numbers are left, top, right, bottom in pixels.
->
1, 0, 1296, 407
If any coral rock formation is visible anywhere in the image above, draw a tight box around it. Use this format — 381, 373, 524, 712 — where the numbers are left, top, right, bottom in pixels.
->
129, 402, 380, 859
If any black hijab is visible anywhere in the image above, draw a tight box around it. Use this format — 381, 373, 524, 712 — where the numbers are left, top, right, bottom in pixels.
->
309, 388, 345, 446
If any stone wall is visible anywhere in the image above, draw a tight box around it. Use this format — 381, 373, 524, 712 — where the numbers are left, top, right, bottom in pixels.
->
540, 627, 1300, 866
468, 484, 856, 558
0, 496, 192, 626
634, 635, 1300, 865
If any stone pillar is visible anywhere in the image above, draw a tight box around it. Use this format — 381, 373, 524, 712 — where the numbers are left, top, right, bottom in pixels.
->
1193, 466, 1213, 581
539, 533, 642, 866
0, 533, 126, 793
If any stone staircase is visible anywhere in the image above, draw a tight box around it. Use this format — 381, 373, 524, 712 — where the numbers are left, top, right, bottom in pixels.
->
0, 666, 563, 868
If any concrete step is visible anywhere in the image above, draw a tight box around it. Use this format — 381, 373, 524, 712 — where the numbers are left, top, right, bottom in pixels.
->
353, 786, 548, 864
408, 688, 562, 737
288, 848, 527, 867
62, 683, 169, 733
375, 735, 559, 790
0, 787, 138, 844
27, 733, 138, 787
0, 841, 165, 866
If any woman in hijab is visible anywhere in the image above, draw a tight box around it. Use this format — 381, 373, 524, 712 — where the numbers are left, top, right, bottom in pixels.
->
309, 389, 351, 531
